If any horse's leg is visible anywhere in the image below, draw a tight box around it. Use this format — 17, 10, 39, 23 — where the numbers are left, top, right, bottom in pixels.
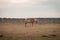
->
25, 22, 27, 27
36, 21, 37, 24
31, 22, 33, 27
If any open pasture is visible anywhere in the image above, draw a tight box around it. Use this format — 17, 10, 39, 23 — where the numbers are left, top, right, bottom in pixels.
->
0, 21, 60, 40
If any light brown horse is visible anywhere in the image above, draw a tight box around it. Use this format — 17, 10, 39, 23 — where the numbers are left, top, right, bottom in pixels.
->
24, 18, 38, 27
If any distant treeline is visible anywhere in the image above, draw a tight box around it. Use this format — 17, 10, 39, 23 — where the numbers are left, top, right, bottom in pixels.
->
0, 18, 60, 22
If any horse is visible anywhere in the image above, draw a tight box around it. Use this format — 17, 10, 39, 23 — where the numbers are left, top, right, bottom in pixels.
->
24, 18, 38, 27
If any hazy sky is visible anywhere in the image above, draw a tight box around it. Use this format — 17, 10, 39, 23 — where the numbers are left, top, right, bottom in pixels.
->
0, 0, 60, 18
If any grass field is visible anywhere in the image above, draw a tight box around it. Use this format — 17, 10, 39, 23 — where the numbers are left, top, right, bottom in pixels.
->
0, 21, 60, 40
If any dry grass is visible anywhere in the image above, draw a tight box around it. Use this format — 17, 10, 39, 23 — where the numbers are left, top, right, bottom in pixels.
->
0, 21, 60, 40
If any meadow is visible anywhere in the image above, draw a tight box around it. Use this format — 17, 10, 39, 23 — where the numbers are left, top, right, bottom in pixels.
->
0, 21, 60, 40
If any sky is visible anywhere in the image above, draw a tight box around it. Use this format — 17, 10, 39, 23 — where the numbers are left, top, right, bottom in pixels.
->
0, 0, 60, 18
